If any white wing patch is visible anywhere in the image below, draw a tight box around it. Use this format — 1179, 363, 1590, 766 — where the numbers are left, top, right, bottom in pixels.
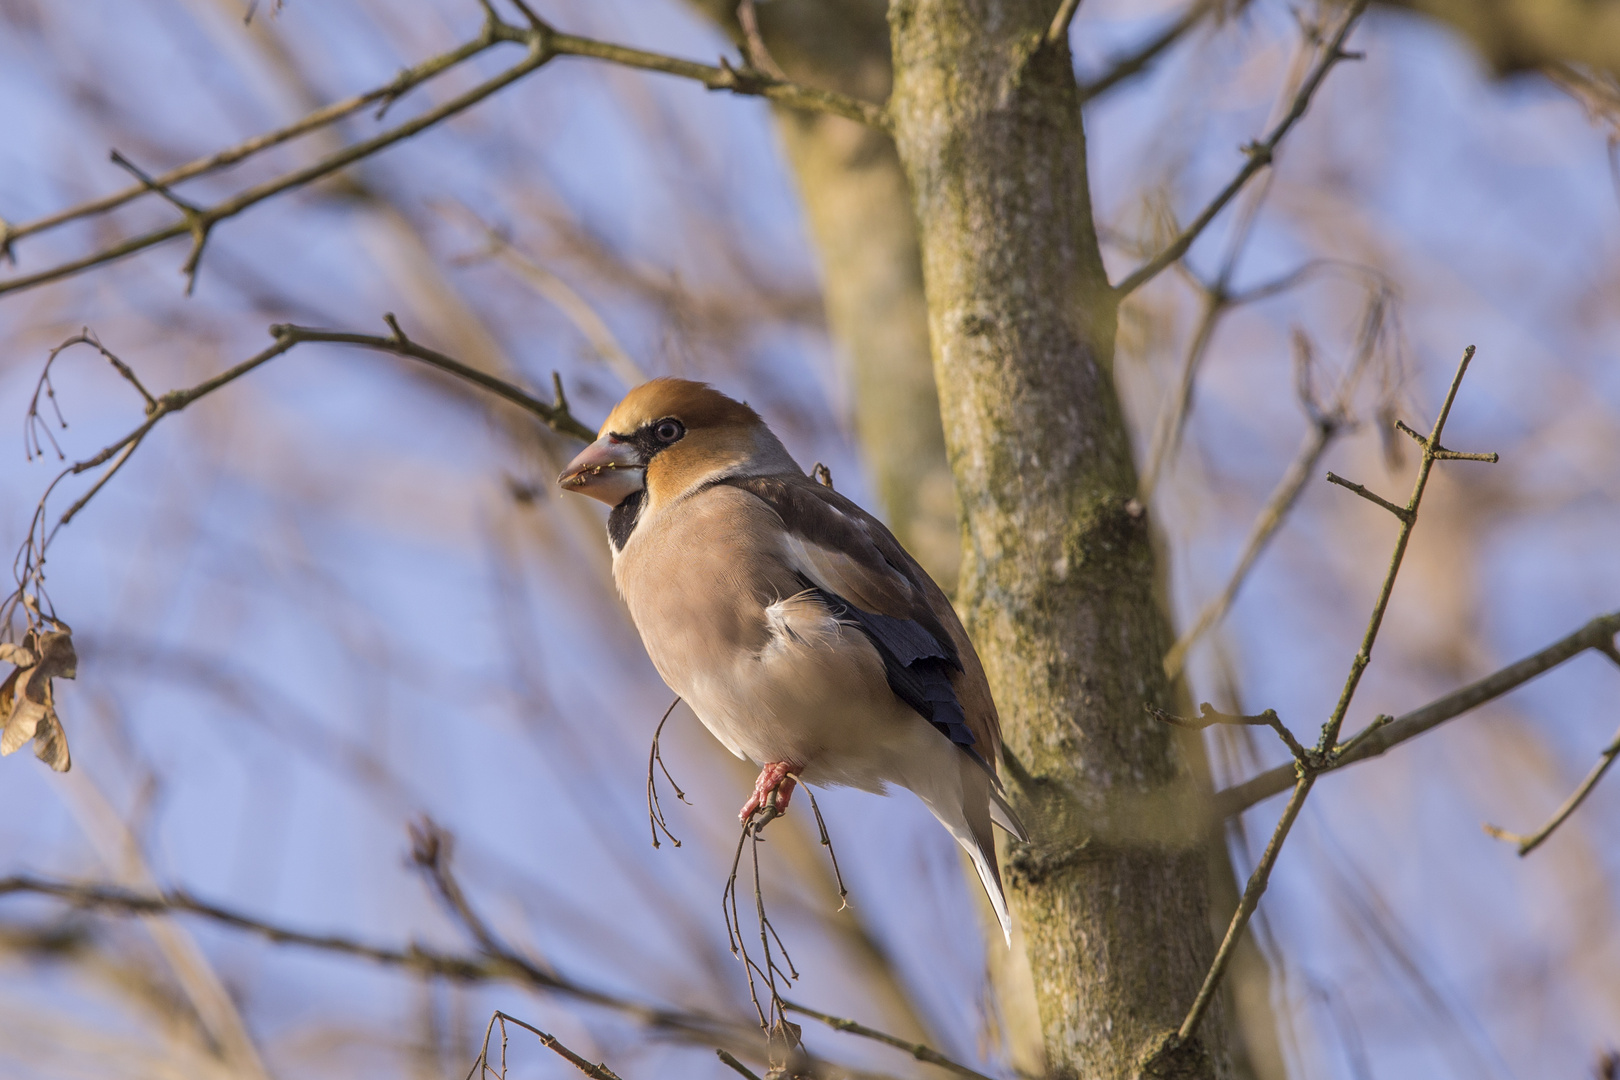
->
763, 591, 842, 653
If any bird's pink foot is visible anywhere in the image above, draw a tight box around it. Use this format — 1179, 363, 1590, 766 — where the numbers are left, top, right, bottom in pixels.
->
739, 761, 800, 822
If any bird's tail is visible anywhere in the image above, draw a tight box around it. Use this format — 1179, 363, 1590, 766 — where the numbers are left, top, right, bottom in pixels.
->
960, 811, 1013, 946
912, 754, 1015, 944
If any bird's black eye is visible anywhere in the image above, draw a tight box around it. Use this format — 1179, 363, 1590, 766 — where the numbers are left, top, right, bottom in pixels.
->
653, 418, 685, 444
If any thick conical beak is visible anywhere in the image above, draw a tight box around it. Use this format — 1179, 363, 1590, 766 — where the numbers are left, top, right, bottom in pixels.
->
558, 436, 645, 505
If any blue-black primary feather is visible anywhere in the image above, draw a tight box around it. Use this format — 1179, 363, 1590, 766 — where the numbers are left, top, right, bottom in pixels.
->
797, 578, 984, 765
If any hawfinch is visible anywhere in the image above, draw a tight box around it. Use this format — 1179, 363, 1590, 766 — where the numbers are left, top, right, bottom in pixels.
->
559, 379, 1027, 939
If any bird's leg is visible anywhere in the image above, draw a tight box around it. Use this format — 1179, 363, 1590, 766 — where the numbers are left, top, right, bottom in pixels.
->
740, 761, 800, 822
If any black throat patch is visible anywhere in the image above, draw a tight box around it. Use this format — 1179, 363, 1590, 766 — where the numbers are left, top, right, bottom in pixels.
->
607, 489, 646, 552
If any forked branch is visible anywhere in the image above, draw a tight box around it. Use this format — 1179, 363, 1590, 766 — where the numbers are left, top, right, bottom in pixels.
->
1148, 703, 1310, 764
467, 1011, 626, 1080
1216, 610, 1620, 816
784, 1000, 995, 1080
1154, 345, 1497, 1057
0, 1, 886, 299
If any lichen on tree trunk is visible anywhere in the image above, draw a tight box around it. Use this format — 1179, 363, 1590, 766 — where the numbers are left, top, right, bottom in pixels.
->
887, 2, 1225, 1076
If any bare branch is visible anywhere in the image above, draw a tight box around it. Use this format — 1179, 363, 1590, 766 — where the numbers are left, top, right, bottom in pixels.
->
1077, 0, 1214, 101
723, 798, 801, 1039
1148, 703, 1309, 764
1325, 471, 1410, 520
1169, 345, 1493, 1047
0, 34, 554, 299
108, 150, 213, 295
1045, 0, 1084, 50
0, 874, 744, 1042
0, 17, 886, 299
1216, 610, 1620, 816
479, 1011, 627, 1080
1158, 424, 1339, 680
408, 820, 514, 960
1113, 0, 1368, 297
546, 30, 889, 130
736, 0, 788, 81
805, 791, 848, 910
9, 319, 593, 619
1432, 448, 1500, 463
717, 1048, 764, 1080
0, 18, 508, 256
783, 1000, 996, 1080
647, 696, 688, 849
1483, 722, 1620, 856
1170, 775, 1313, 1047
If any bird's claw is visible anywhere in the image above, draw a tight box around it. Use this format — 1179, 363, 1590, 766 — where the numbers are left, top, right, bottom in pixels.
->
740, 761, 800, 824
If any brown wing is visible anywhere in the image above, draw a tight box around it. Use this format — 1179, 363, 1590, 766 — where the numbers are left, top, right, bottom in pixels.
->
717, 473, 1005, 779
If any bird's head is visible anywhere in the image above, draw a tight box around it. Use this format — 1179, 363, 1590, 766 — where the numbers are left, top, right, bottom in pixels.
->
557, 378, 796, 510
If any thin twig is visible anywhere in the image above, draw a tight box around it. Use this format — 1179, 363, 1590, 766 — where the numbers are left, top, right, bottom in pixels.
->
736, 0, 788, 81
1077, 0, 1215, 101
805, 791, 848, 910
0, 35, 554, 299
408, 819, 512, 959
1136, 136, 1289, 497
1317, 345, 1489, 753
1158, 419, 1336, 679
1113, 0, 1368, 298
1148, 703, 1309, 765
108, 150, 213, 294
58, 436, 145, 528
784, 1001, 996, 1080
723, 791, 799, 1039
545, 29, 888, 130
717, 1048, 764, 1080
647, 696, 688, 848
37, 331, 159, 414
1324, 472, 1409, 520
1045, 0, 1084, 49
1483, 720, 1620, 856
1175, 775, 1313, 1043
25, 331, 160, 462
473, 1011, 626, 1080
1138, 279, 1228, 498
274, 319, 598, 434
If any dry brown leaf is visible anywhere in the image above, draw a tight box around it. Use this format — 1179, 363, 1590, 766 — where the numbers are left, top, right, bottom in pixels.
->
0, 642, 37, 667
0, 627, 77, 773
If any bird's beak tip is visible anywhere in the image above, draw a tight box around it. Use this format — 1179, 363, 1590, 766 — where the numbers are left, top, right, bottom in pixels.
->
557, 437, 646, 504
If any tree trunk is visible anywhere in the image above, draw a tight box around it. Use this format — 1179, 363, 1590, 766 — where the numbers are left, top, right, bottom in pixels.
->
887, 4, 1225, 1077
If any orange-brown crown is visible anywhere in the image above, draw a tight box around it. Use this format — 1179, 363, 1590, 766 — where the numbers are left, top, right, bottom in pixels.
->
599, 378, 762, 439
